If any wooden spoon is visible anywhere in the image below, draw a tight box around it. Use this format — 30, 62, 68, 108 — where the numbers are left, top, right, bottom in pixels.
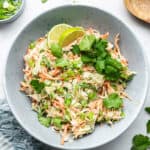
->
124, 0, 150, 23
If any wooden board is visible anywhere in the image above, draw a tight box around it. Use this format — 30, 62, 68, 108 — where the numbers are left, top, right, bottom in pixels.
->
124, 0, 150, 23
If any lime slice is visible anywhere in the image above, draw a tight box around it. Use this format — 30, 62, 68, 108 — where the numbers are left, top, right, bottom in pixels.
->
47, 24, 72, 48
59, 27, 85, 47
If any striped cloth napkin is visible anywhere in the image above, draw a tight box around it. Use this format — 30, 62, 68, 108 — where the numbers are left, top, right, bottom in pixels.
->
0, 99, 52, 150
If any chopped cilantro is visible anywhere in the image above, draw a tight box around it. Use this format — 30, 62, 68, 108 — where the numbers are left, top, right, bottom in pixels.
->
0, 0, 22, 20
80, 99, 88, 107
87, 112, 94, 121
88, 92, 97, 101
145, 107, 150, 114
72, 45, 80, 54
64, 111, 71, 122
94, 39, 108, 57
28, 59, 35, 68
79, 82, 96, 91
95, 60, 105, 73
56, 58, 69, 68
50, 43, 63, 58
40, 56, 51, 69
30, 79, 45, 94
29, 41, 36, 49
103, 93, 123, 109
52, 117, 62, 128
64, 94, 72, 106
147, 120, 150, 133
76, 35, 131, 82
79, 35, 96, 51
71, 59, 83, 69
81, 55, 96, 64
38, 114, 51, 127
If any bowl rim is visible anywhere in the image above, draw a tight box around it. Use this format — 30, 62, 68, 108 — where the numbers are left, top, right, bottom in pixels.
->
0, 0, 25, 23
3, 4, 149, 150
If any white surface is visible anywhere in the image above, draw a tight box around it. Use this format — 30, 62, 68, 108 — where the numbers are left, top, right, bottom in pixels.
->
0, 0, 150, 149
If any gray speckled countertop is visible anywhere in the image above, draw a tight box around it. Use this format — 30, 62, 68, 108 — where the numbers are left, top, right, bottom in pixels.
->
0, 0, 150, 149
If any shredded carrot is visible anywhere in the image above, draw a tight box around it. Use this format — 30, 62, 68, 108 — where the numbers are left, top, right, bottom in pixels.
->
100, 32, 109, 39
38, 72, 59, 81
51, 68, 61, 77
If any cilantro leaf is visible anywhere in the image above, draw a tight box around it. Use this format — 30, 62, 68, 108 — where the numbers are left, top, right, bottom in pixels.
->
145, 107, 150, 114
30, 80, 45, 94
72, 45, 80, 54
81, 55, 96, 63
50, 43, 63, 58
79, 82, 96, 91
38, 114, 51, 127
52, 117, 62, 128
87, 112, 94, 121
103, 93, 123, 109
131, 134, 150, 150
95, 60, 105, 73
105, 57, 123, 70
79, 35, 96, 51
147, 120, 150, 133
88, 92, 97, 101
94, 39, 108, 57
56, 58, 69, 68
80, 100, 88, 107
40, 56, 51, 69
29, 41, 36, 49
64, 94, 72, 106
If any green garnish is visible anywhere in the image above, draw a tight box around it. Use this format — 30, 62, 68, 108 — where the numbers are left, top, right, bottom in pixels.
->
79, 82, 97, 91
71, 45, 80, 54
29, 41, 36, 49
88, 92, 97, 101
56, 87, 64, 94
38, 114, 51, 127
50, 43, 63, 58
103, 93, 123, 109
95, 60, 105, 73
80, 112, 94, 121
61, 69, 75, 80
81, 55, 96, 63
80, 99, 88, 107
64, 110, 71, 122
56, 58, 69, 68
71, 59, 83, 69
40, 56, 51, 69
28, 59, 35, 68
52, 117, 62, 128
145, 107, 150, 114
0, 0, 22, 20
80, 113, 86, 120
79, 35, 96, 51
131, 134, 150, 150
75, 35, 132, 82
64, 94, 72, 106
87, 112, 94, 121
147, 120, 150, 133
30, 79, 45, 94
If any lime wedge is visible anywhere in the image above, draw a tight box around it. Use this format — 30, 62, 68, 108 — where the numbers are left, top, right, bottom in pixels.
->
59, 27, 85, 47
47, 24, 72, 48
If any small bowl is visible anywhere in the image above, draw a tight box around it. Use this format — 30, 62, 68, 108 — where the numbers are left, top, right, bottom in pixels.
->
0, 0, 25, 24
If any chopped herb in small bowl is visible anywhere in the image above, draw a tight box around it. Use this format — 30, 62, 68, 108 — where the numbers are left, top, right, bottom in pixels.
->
0, 0, 25, 23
